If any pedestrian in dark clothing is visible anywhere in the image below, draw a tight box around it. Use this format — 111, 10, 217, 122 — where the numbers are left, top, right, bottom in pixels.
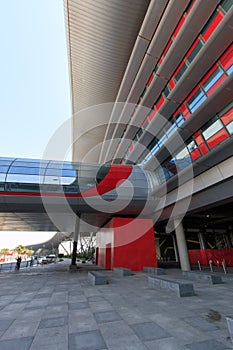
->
16, 256, 22, 270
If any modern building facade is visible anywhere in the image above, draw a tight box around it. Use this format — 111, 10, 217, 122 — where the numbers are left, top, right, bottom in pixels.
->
64, 0, 233, 270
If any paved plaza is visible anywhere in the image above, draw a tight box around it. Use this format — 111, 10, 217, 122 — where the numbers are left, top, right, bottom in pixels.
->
0, 260, 232, 350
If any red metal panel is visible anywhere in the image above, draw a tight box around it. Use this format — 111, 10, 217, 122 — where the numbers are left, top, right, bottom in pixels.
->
155, 95, 165, 111
173, 15, 186, 38
202, 11, 224, 42
113, 218, 157, 271
168, 78, 175, 90
199, 143, 209, 155
205, 73, 226, 96
96, 218, 157, 271
219, 44, 233, 71
149, 108, 157, 121
146, 72, 155, 87
190, 149, 201, 160
78, 164, 132, 197
186, 37, 200, 59
180, 103, 190, 119
206, 128, 229, 149
221, 106, 233, 125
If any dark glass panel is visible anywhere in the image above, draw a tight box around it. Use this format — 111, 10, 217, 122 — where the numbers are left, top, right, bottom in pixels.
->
221, 0, 233, 12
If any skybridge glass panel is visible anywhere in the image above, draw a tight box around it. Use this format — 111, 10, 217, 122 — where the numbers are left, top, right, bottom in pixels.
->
0, 166, 9, 173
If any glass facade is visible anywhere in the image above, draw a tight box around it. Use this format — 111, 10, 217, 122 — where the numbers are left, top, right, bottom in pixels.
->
154, 101, 233, 184
121, 0, 233, 164
0, 159, 102, 194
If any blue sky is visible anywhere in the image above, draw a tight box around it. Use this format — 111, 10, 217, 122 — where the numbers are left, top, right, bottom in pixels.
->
0, 0, 72, 249
0, 0, 71, 160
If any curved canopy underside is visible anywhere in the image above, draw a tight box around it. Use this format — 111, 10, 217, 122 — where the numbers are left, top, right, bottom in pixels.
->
64, 0, 150, 161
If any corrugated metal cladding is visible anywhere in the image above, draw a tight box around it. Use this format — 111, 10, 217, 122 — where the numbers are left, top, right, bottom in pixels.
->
64, 0, 150, 115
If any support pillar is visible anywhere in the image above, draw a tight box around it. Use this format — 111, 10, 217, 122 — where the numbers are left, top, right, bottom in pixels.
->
174, 219, 190, 271
198, 231, 206, 249
155, 238, 161, 261
172, 234, 179, 262
71, 216, 80, 266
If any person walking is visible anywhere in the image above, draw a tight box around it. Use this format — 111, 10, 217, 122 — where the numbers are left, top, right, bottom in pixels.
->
16, 256, 22, 270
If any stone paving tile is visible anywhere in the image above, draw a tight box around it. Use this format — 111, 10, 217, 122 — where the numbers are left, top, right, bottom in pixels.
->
94, 310, 122, 323
186, 338, 228, 349
100, 320, 148, 349
0, 263, 233, 349
69, 330, 107, 350
43, 302, 68, 318
0, 336, 33, 350
38, 316, 68, 328
1, 319, 40, 339
87, 295, 106, 302
145, 337, 188, 350
30, 325, 68, 347
68, 301, 89, 310
89, 300, 114, 312
130, 321, 170, 341
68, 309, 99, 333
183, 316, 219, 331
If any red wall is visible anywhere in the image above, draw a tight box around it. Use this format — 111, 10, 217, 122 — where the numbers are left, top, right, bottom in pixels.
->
188, 248, 233, 266
96, 217, 157, 271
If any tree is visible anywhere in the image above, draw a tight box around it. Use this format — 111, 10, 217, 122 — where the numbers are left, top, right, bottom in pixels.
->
13, 245, 27, 256
0, 248, 10, 260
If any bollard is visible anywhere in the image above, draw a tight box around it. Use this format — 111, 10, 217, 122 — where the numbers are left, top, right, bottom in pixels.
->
209, 260, 213, 272
222, 259, 227, 274
198, 260, 201, 271
226, 317, 233, 345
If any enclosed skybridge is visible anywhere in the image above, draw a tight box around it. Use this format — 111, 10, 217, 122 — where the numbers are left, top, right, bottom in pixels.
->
0, 157, 158, 217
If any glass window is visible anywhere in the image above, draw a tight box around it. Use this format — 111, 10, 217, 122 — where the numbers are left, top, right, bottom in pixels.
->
150, 143, 160, 156
137, 128, 143, 138
202, 11, 224, 42
221, 0, 233, 13
0, 159, 14, 166
202, 66, 224, 93
146, 72, 155, 87
220, 104, 233, 125
185, 0, 196, 14
206, 128, 229, 148
6, 174, 41, 184
174, 61, 188, 82
175, 113, 185, 127
166, 123, 177, 137
9, 166, 40, 175
186, 39, 203, 64
142, 117, 150, 129
0, 166, 9, 174
202, 119, 224, 140
219, 44, 233, 75
163, 85, 170, 97
226, 121, 233, 134
176, 147, 189, 158
0, 174, 5, 182
187, 88, 207, 113
173, 15, 186, 38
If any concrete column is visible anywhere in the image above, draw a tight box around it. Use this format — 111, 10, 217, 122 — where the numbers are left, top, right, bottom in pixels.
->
172, 235, 179, 262
174, 219, 190, 271
71, 216, 80, 266
155, 238, 161, 261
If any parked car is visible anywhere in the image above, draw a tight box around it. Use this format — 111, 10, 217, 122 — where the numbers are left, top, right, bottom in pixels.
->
38, 256, 48, 264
